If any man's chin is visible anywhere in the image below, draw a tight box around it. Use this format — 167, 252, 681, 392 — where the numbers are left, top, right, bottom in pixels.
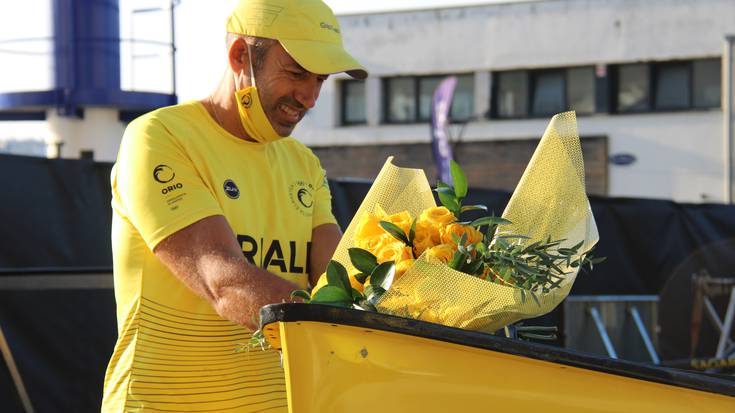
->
273, 121, 297, 137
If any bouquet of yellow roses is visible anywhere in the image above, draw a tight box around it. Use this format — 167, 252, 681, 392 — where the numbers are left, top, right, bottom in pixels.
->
294, 112, 601, 334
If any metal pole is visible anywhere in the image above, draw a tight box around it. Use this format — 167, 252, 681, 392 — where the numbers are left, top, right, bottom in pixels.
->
724, 35, 734, 203
629, 306, 660, 365
170, 0, 178, 97
0, 324, 34, 413
589, 307, 618, 359
715, 287, 735, 358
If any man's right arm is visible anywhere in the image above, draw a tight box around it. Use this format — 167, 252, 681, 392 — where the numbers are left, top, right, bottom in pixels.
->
153, 214, 298, 331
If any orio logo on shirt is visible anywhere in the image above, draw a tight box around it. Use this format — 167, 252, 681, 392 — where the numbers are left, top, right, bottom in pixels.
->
288, 180, 313, 216
153, 164, 175, 183
223, 179, 240, 199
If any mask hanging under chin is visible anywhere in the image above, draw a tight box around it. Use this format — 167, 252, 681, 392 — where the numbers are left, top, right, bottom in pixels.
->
234, 86, 284, 144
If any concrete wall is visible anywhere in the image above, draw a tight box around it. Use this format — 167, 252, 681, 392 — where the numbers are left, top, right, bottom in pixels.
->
45, 108, 126, 161
294, 0, 735, 203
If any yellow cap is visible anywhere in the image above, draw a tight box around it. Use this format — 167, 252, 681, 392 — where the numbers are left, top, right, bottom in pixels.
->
226, 0, 368, 79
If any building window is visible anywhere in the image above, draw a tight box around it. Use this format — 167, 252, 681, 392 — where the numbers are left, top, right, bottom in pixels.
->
567, 67, 596, 115
614, 58, 721, 113
492, 66, 595, 119
496, 71, 528, 118
385, 77, 416, 123
532, 70, 565, 116
655, 62, 690, 110
693, 59, 721, 109
616, 63, 650, 113
384, 74, 474, 124
341, 80, 367, 125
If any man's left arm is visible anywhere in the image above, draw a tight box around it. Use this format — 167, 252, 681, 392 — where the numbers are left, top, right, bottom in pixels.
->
309, 223, 341, 286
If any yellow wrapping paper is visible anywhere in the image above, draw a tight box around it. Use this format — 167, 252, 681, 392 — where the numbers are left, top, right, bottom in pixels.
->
332, 112, 599, 333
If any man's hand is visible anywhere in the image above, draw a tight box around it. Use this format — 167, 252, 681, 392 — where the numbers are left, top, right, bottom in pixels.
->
153, 215, 299, 331
309, 223, 342, 286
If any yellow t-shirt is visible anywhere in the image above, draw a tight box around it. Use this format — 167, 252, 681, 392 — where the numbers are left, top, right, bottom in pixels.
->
102, 101, 335, 412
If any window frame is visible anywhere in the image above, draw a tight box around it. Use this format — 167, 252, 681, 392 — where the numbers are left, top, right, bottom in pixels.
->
612, 58, 721, 114
340, 79, 368, 126
382, 73, 475, 124
490, 65, 596, 120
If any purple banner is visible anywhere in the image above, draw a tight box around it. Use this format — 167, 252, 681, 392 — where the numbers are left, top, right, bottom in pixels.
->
430, 76, 458, 185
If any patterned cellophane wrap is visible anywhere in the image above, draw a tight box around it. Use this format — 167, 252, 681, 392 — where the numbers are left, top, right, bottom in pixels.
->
331, 112, 599, 333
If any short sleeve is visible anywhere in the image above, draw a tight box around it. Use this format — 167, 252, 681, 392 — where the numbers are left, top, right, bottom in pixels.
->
311, 158, 337, 229
112, 115, 223, 250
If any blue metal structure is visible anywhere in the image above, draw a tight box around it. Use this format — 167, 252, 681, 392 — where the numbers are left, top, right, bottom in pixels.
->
0, 0, 177, 119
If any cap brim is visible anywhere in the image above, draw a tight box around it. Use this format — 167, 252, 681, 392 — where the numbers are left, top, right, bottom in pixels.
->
279, 38, 368, 80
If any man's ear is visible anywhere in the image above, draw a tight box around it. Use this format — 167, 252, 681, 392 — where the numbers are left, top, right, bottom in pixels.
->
228, 37, 250, 74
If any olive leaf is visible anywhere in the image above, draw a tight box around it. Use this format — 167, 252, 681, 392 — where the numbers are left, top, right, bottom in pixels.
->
470, 216, 512, 228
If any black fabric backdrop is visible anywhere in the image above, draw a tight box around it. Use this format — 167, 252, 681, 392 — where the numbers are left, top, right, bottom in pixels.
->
1, 154, 734, 411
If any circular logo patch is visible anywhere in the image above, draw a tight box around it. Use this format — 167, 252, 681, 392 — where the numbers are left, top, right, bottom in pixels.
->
223, 179, 240, 199
297, 188, 313, 208
153, 164, 175, 183
240, 93, 252, 108
288, 181, 314, 216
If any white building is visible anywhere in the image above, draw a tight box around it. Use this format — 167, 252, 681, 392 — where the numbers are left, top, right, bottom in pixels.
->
298, 0, 735, 203
2, 0, 733, 203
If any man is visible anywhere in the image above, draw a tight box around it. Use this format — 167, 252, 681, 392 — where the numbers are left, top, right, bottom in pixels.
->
101, 0, 367, 411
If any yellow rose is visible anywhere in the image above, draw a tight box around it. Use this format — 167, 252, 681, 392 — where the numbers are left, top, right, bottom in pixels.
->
376, 242, 413, 264
353, 208, 387, 241
441, 223, 484, 246
426, 243, 456, 264
419, 206, 456, 226
395, 258, 415, 279
383, 210, 413, 236
412, 225, 436, 257
416, 220, 442, 245
357, 233, 393, 256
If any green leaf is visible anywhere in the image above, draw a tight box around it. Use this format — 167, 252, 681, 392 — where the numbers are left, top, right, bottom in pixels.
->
471, 216, 512, 228
326, 261, 351, 294
448, 250, 465, 271
348, 248, 379, 275
351, 288, 365, 302
437, 190, 460, 213
354, 272, 369, 284
435, 186, 456, 195
379, 221, 410, 245
370, 261, 396, 290
460, 205, 488, 213
311, 285, 353, 307
408, 218, 417, 245
290, 290, 311, 302
450, 160, 468, 199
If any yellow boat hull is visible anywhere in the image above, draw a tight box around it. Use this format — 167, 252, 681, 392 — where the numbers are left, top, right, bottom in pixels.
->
260, 304, 735, 413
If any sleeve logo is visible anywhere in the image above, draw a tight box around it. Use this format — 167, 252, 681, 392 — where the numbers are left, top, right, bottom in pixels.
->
223, 179, 240, 199
288, 180, 313, 217
153, 164, 175, 183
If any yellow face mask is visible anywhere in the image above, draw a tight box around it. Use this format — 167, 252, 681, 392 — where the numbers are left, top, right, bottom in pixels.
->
233, 43, 284, 144
234, 86, 283, 144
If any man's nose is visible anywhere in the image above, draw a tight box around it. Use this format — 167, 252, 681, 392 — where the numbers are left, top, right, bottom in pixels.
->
294, 77, 321, 109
